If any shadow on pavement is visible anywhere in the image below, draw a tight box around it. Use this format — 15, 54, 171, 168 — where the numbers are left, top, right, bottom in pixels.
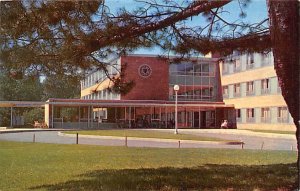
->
31, 163, 297, 191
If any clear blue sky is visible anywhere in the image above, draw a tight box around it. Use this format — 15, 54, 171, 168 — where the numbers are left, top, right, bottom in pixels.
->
104, 0, 269, 55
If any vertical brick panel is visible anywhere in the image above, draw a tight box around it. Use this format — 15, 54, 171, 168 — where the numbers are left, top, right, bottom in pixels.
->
121, 56, 169, 100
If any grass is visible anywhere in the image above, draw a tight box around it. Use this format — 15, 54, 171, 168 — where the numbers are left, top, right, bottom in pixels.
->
65, 129, 234, 142
0, 141, 297, 191
247, 129, 295, 135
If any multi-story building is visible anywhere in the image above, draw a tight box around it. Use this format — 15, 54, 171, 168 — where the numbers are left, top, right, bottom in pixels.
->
67, 54, 235, 129
220, 52, 295, 131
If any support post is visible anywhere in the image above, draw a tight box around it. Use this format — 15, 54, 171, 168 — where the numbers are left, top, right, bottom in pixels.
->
175, 91, 178, 134
51, 104, 54, 128
87, 106, 90, 128
261, 142, 264, 150
33, 134, 35, 143
78, 106, 81, 129
125, 136, 127, 147
10, 107, 13, 128
165, 106, 167, 129
76, 133, 79, 144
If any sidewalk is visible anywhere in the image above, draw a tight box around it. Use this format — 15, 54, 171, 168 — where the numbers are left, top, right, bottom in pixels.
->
0, 128, 71, 133
174, 129, 295, 140
0, 128, 295, 140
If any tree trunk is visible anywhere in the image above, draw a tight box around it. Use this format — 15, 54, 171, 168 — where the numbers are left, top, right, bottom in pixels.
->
268, 0, 299, 187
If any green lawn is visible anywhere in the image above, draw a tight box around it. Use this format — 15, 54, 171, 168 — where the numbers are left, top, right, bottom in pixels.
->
0, 141, 297, 191
65, 129, 234, 142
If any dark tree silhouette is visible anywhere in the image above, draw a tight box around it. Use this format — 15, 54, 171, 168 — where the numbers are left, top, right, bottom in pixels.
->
0, 0, 299, 186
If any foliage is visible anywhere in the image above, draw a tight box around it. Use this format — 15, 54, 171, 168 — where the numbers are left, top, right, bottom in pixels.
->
0, 141, 297, 191
0, 72, 43, 101
0, 108, 10, 126
42, 74, 80, 100
22, 108, 44, 124
0, 0, 268, 93
60, 107, 79, 122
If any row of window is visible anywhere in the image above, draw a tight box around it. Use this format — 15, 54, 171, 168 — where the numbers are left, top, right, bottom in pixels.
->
169, 62, 217, 101
81, 63, 119, 89
82, 89, 119, 100
236, 107, 290, 124
222, 53, 273, 75
223, 77, 280, 98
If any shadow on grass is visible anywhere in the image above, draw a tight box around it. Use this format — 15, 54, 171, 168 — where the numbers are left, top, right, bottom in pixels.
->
31, 163, 297, 191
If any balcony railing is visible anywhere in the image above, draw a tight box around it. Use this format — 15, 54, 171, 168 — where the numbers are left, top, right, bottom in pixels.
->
222, 70, 229, 75
236, 117, 242, 123
233, 66, 241, 73
277, 87, 282, 94
261, 88, 271, 95
246, 91, 255, 96
223, 94, 229, 99
246, 117, 255, 123
261, 117, 271, 123
246, 64, 254, 70
277, 117, 289, 123
233, 92, 241, 97
261, 61, 272, 67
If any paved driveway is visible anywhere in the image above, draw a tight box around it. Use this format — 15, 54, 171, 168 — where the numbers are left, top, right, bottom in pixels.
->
0, 129, 297, 151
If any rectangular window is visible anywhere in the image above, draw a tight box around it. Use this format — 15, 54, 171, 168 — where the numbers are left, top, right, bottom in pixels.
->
246, 81, 254, 96
247, 108, 254, 118
246, 108, 255, 123
236, 109, 241, 118
234, 59, 241, 72
103, 89, 107, 99
277, 78, 282, 93
223, 86, 228, 98
234, 84, 241, 97
250, 54, 254, 64
278, 107, 288, 123
261, 79, 270, 94
246, 53, 254, 69
261, 107, 271, 123
222, 62, 228, 74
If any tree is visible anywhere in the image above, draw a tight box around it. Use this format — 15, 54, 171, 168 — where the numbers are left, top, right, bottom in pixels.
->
0, 72, 43, 101
0, 0, 299, 187
42, 75, 80, 100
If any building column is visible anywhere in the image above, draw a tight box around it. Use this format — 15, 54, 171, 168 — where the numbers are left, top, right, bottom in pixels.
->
10, 107, 13, 127
87, 106, 90, 128
78, 106, 81, 129
199, 107, 201, 129
51, 104, 54, 128
165, 106, 168, 128
91, 105, 94, 128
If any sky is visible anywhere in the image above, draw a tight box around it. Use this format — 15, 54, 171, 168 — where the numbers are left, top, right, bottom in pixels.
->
103, 0, 269, 55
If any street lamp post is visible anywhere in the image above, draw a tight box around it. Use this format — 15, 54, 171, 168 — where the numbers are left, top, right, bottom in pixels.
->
174, 85, 180, 134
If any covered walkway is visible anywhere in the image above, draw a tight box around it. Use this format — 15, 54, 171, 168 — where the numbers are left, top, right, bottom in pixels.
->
0, 99, 236, 129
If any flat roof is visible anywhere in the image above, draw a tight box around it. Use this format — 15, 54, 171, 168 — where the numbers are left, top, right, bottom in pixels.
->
0, 99, 234, 108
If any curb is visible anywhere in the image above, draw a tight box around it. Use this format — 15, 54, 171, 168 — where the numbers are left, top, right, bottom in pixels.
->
148, 129, 295, 140
0, 129, 75, 134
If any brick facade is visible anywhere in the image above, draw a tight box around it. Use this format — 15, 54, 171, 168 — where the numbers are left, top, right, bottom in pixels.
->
120, 56, 169, 100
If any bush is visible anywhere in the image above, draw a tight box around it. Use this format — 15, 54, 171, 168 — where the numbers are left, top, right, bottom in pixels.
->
23, 108, 44, 124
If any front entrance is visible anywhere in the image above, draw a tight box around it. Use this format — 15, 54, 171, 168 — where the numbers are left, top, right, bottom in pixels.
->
193, 112, 199, 128
201, 111, 207, 128
193, 111, 207, 128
